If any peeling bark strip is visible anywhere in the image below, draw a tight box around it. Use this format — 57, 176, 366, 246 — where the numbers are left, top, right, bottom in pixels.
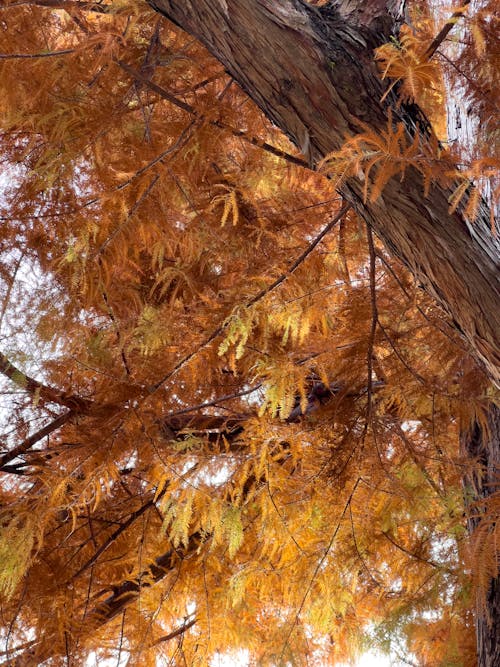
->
148, 0, 500, 386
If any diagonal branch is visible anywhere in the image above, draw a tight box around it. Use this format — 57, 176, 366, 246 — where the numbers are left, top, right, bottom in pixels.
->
0, 351, 92, 412
278, 477, 361, 661
424, 0, 471, 61
151, 616, 196, 646
247, 202, 351, 307
117, 60, 309, 169
66, 489, 167, 584
2, 0, 111, 12
0, 410, 74, 470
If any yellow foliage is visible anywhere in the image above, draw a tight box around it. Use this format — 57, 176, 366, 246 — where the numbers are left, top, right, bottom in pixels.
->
0, 514, 38, 599
210, 184, 240, 227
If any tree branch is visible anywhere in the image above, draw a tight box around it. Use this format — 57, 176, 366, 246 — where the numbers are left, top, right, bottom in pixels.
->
0, 49, 75, 59
0, 410, 74, 470
150, 204, 350, 393
117, 60, 309, 169
148, 0, 500, 385
424, 0, 471, 61
67, 490, 166, 584
151, 616, 196, 646
2, 0, 111, 12
0, 351, 92, 411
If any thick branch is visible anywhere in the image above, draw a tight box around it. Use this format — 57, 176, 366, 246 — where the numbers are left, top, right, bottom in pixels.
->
424, 0, 471, 60
8, 378, 386, 664
0, 410, 74, 470
0, 351, 92, 411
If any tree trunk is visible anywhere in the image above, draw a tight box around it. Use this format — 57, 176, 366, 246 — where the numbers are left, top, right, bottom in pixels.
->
461, 404, 500, 667
148, 0, 500, 386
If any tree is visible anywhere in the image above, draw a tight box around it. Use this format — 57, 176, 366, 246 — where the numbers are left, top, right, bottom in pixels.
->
0, 1, 498, 665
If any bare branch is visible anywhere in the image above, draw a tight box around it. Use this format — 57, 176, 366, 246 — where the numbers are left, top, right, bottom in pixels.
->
0, 410, 74, 470
151, 617, 196, 646
381, 530, 448, 572
0, 49, 75, 59
67, 491, 165, 584
424, 0, 471, 61
0, 351, 92, 411
2, 0, 111, 12
117, 60, 309, 169
247, 203, 351, 307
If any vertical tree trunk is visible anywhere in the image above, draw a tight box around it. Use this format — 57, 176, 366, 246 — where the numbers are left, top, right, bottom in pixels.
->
462, 404, 500, 667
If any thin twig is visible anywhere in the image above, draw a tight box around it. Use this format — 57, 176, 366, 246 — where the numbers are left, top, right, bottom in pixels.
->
0, 49, 75, 59
96, 173, 160, 254
375, 249, 465, 350
266, 477, 307, 555
149, 204, 351, 393
393, 423, 444, 499
278, 478, 361, 662
2, 0, 111, 12
166, 384, 262, 418
117, 60, 310, 169
0, 251, 25, 332
151, 617, 196, 646
377, 320, 427, 385
365, 223, 378, 422
348, 503, 381, 587
381, 530, 448, 572
247, 203, 351, 307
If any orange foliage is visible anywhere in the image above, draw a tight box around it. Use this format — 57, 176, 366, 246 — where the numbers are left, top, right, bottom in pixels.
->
0, 1, 497, 666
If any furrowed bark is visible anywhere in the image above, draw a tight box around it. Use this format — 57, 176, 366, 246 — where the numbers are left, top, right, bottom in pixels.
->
147, 0, 500, 386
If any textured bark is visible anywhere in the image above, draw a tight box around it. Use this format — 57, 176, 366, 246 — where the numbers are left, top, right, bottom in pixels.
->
148, 0, 500, 386
462, 404, 500, 667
